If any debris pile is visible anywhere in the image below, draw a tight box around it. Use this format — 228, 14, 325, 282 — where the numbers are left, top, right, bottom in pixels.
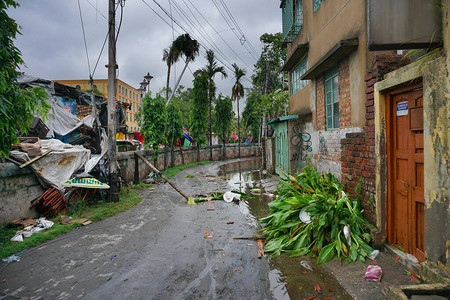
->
30, 187, 65, 218
260, 164, 374, 264
10, 218, 54, 242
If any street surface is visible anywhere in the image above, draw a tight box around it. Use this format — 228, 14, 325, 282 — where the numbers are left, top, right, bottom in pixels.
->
0, 158, 350, 299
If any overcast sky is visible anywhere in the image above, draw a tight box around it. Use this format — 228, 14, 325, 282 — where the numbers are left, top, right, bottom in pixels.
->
9, 0, 281, 108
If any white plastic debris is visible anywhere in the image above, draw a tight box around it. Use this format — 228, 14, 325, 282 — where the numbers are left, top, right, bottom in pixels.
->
368, 250, 380, 260
223, 191, 241, 203
300, 261, 313, 271
343, 224, 351, 246
2, 254, 21, 263
10, 218, 54, 242
406, 253, 419, 264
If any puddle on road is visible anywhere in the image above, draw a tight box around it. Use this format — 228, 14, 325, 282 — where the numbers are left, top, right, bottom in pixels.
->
219, 159, 352, 300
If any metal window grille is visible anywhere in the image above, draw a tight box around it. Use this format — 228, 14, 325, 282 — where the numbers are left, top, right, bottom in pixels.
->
324, 66, 339, 130
313, 0, 324, 13
282, 0, 303, 44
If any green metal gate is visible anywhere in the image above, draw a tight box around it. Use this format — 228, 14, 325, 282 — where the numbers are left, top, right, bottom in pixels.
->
274, 121, 289, 176
267, 115, 298, 178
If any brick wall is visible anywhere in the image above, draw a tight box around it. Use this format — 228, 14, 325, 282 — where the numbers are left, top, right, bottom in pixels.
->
316, 58, 351, 131
316, 76, 325, 131
338, 59, 351, 128
341, 54, 409, 225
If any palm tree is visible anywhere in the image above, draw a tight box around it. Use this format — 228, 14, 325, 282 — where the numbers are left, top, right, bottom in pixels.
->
166, 34, 200, 106
231, 63, 246, 158
195, 50, 227, 161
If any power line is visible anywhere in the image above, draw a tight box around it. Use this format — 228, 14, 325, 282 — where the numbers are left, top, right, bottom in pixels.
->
218, 0, 259, 58
140, 0, 252, 85
78, 0, 92, 76
211, 0, 259, 61
85, 0, 108, 21
183, 0, 252, 69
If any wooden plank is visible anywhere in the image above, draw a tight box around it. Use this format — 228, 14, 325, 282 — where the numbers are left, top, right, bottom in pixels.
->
19, 150, 52, 169
136, 152, 189, 201
258, 239, 264, 258
207, 200, 215, 211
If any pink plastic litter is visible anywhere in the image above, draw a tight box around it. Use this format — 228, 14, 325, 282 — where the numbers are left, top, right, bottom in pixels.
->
364, 265, 382, 282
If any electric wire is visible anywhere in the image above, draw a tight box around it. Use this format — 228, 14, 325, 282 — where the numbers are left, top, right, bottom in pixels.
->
78, 0, 92, 77
218, 0, 259, 59
211, 0, 258, 61
141, 0, 253, 85
182, 0, 252, 69
170, 0, 230, 63
85, 0, 108, 21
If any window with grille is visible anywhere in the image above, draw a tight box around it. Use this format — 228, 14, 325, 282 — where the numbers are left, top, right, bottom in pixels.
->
325, 66, 339, 130
313, 0, 324, 13
281, 0, 303, 44
290, 55, 308, 95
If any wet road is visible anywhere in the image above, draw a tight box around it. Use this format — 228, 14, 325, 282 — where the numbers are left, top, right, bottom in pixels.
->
0, 158, 351, 299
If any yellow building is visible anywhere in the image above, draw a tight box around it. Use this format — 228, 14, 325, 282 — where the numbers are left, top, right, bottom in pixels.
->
54, 79, 142, 137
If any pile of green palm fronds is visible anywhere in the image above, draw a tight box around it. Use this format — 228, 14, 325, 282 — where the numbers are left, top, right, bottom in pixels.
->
260, 164, 374, 264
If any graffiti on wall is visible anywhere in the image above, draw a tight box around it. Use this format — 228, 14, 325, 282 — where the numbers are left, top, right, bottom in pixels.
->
290, 124, 312, 169
319, 131, 328, 156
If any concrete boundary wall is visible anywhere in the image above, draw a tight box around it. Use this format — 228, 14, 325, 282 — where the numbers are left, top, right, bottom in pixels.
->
0, 164, 42, 225
118, 144, 260, 183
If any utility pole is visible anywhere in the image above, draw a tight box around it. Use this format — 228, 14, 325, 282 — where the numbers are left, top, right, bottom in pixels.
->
107, 0, 119, 202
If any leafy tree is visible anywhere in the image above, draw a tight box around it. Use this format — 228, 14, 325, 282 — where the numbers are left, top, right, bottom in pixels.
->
190, 73, 209, 161
242, 91, 261, 141
260, 89, 289, 120
252, 33, 286, 94
0, 0, 49, 157
168, 85, 193, 129
241, 32, 286, 146
166, 102, 183, 167
195, 50, 227, 161
139, 93, 167, 163
213, 94, 234, 159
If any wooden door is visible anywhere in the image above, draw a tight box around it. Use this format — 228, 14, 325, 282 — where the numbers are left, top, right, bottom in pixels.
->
387, 84, 424, 261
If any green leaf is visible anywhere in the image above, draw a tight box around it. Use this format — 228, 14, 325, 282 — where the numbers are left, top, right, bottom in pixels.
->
317, 243, 336, 264
287, 247, 310, 257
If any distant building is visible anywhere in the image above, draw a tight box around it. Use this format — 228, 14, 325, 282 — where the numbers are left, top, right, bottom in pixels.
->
54, 79, 142, 137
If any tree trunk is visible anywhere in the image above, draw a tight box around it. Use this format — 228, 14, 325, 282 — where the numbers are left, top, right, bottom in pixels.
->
165, 66, 171, 104
209, 95, 213, 161
222, 135, 226, 160
197, 144, 200, 162
170, 143, 175, 167
153, 152, 158, 172
237, 96, 240, 159
166, 58, 190, 106
164, 144, 168, 170
179, 143, 185, 165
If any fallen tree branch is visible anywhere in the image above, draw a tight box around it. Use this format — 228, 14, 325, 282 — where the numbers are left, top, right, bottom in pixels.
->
135, 152, 189, 201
